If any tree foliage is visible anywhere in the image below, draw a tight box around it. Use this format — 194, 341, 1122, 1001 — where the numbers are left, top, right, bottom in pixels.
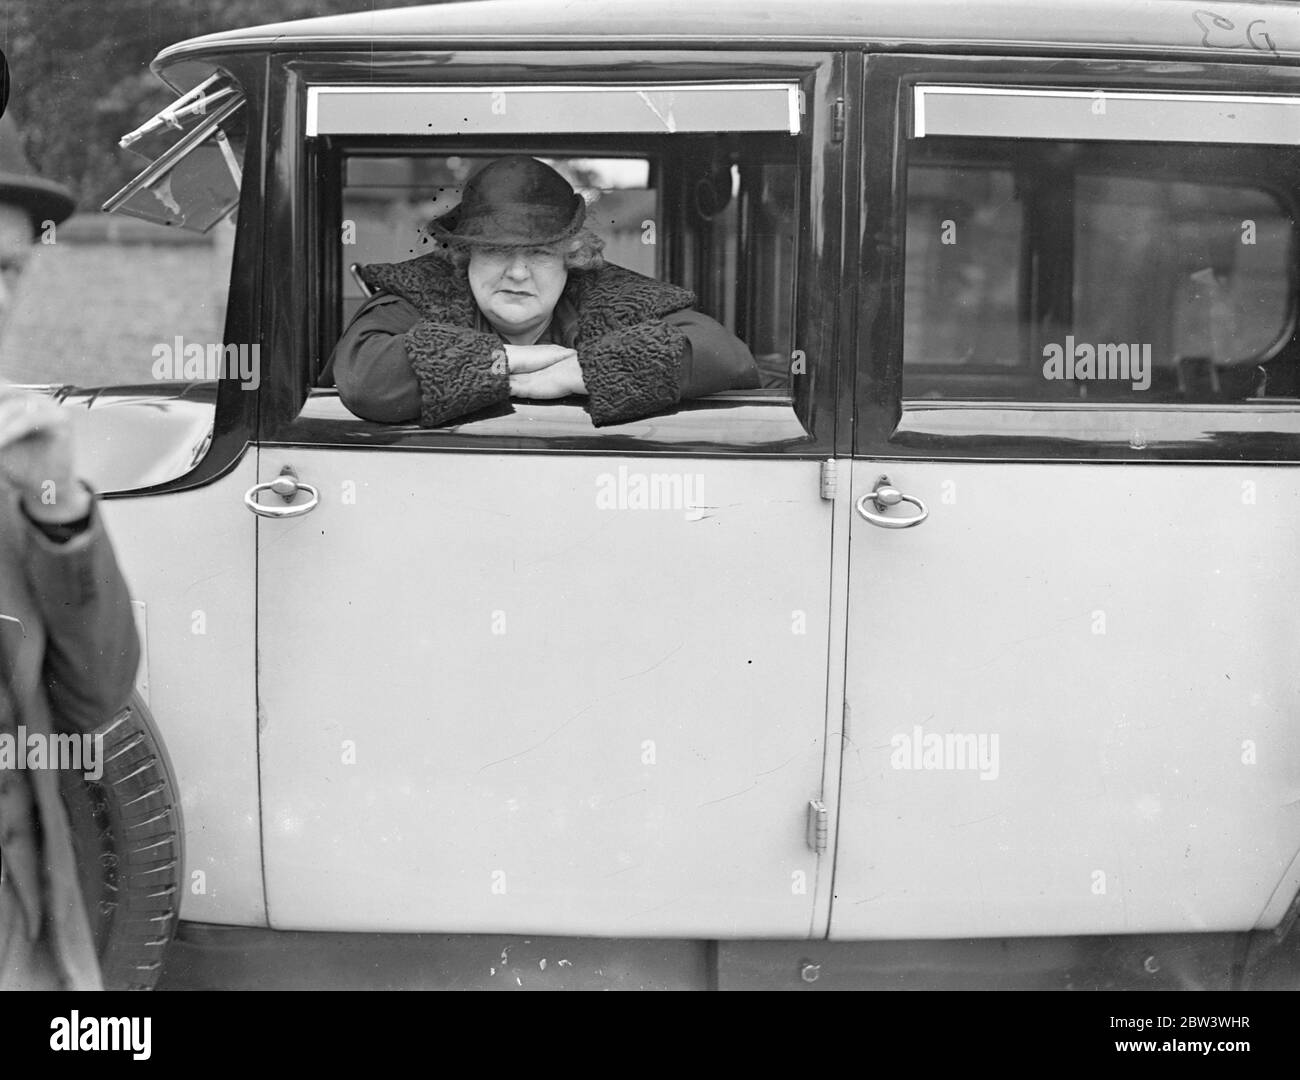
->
0, 0, 440, 207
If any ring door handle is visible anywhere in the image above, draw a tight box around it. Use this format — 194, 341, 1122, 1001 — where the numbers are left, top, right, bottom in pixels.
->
244, 467, 319, 518
855, 476, 929, 529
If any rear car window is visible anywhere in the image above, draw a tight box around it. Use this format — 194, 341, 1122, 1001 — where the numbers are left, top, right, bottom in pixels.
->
902, 138, 1296, 403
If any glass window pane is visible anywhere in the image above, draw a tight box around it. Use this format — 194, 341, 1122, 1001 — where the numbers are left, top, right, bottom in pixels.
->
326, 140, 801, 433
1074, 176, 1290, 371
901, 138, 1295, 404
904, 166, 1021, 367
104, 100, 245, 234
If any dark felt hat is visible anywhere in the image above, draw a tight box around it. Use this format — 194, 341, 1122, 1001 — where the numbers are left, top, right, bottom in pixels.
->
429, 155, 584, 248
0, 113, 76, 229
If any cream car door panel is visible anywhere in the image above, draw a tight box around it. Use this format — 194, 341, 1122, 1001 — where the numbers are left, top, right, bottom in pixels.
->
256, 450, 834, 935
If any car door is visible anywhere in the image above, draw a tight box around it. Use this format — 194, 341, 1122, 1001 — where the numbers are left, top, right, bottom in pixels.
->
252, 59, 849, 936
832, 56, 1300, 938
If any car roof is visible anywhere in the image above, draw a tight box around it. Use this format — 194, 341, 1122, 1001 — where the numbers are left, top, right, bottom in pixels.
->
155, 0, 1300, 71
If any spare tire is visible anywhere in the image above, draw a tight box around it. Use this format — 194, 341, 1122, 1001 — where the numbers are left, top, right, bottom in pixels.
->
58, 690, 183, 990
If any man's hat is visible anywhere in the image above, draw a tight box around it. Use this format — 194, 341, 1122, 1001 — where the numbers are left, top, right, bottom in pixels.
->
429, 155, 584, 248
0, 113, 76, 229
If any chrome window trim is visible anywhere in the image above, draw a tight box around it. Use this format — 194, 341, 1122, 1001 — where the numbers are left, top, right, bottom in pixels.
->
305, 82, 802, 136
914, 85, 1300, 145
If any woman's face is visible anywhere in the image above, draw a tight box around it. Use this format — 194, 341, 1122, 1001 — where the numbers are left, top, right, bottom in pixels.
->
467, 246, 568, 341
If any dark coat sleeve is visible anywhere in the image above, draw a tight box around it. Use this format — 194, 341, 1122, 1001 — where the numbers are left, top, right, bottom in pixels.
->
576, 308, 760, 427
328, 295, 509, 426
22, 497, 140, 733
326, 296, 423, 423
669, 309, 762, 398
328, 293, 760, 428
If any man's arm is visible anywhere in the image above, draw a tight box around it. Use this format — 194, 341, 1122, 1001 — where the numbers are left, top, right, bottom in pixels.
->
0, 389, 140, 731
21, 495, 141, 732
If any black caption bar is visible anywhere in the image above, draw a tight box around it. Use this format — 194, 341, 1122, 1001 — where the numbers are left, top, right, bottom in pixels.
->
0, 987, 1294, 1065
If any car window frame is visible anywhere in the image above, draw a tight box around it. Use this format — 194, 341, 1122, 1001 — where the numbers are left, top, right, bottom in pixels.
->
261, 50, 847, 459
857, 52, 1300, 463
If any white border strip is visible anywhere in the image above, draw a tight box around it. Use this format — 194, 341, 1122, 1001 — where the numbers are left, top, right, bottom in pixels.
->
914, 84, 1300, 142
306, 82, 802, 136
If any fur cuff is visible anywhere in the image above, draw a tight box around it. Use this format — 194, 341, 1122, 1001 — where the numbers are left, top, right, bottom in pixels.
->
578, 321, 686, 427
404, 322, 509, 427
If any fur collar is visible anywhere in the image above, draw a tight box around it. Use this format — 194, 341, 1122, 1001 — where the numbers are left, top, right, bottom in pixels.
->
359, 253, 697, 343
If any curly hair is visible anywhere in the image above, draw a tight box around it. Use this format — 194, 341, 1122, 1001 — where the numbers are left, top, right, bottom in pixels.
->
432, 228, 606, 274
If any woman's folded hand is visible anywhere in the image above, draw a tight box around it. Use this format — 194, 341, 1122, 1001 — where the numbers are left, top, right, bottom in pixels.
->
508, 351, 587, 399
504, 343, 579, 374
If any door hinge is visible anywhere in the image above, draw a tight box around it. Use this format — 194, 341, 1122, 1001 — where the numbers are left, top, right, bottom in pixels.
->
831, 97, 846, 143
819, 458, 838, 500
806, 799, 828, 854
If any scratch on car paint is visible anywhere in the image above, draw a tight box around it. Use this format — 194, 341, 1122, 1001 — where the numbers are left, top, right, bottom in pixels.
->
181, 566, 230, 594
0, 613, 25, 635
839, 728, 867, 782
869, 715, 933, 752
755, 754, 799, 777
259, 517, 309, 551
619, 642, 683, 680
603, 863, 641, 878
698, 781, 759, 808
974, 612, 1091, 670
477, 694, 616, 772
951, 813, 999, 828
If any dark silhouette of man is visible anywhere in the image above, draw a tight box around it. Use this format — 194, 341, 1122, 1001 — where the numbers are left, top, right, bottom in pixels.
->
0, 113, 140, 990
